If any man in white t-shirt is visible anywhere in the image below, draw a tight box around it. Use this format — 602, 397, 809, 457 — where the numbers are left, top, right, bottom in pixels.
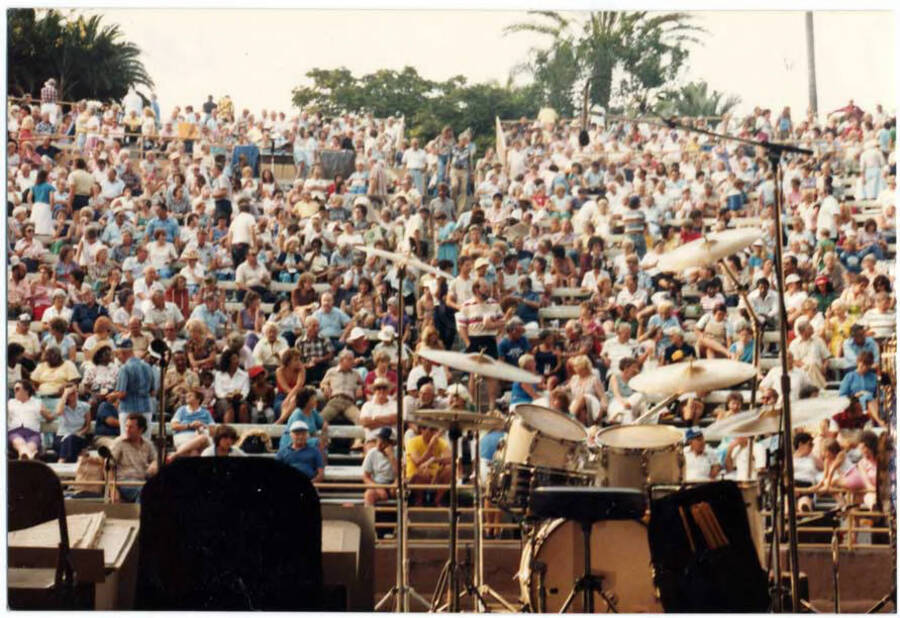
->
228, 198, 257, 266
683, 429, 721, 482
234, 249, 271, 297
402, 138, 428, 196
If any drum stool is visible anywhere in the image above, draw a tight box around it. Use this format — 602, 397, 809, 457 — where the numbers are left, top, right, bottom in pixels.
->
531, 487, 647, 613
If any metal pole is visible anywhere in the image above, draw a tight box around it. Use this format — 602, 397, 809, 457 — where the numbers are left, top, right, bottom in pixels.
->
769, 151, 802, 612
396, 264, 409, 612
156, 355, 168, 469
805, 12, 819, 115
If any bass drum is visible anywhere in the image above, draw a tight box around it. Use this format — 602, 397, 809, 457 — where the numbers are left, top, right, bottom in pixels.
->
519, 518, 663, 613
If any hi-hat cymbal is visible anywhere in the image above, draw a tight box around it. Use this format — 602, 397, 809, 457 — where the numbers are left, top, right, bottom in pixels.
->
706, 397, 851, 439
412, 409, 505, 431
628, 359, 757, 396
657, 228, 762, 272
353, 245, 452, 280
417, 349, 542, 384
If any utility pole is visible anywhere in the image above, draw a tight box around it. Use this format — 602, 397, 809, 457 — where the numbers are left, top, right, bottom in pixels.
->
805, 12, 818, 115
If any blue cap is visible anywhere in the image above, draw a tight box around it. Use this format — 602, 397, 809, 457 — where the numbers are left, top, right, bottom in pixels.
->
118, 338, 134, 350
685, 428, 703, 443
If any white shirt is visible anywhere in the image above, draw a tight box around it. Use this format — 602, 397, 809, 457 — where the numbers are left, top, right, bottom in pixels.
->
229, 212, 256, 245
359, 398, 397, 441
214, 369, 250, 400
8, 397, 44, 432
684, 445, 719, 482
402, 148, 428, 170
235, 261, 269, 287
406, 364, 449, 394
816, 195, 840, 237
41, 305, 73, 325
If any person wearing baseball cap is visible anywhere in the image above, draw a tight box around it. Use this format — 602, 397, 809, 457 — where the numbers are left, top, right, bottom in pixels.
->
275, 419, 324, 482
362, 425, 397, 507
683, 428, 721, 482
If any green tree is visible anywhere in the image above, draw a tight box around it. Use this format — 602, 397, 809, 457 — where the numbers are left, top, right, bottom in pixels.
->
7, 9, 153, 102
292, 67, 541, 154
654, 80, 741, 118
505, 11, 703, 113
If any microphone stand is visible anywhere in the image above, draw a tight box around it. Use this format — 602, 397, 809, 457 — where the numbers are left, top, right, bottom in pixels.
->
655, 116, 812, 613
150, 339, 171, 469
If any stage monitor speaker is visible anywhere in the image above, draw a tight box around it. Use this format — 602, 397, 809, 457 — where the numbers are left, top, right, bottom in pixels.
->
135, 458, 322, 610
648, 480, 770, 612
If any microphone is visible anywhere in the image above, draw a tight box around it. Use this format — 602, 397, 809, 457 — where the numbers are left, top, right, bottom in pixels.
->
149, 338, 170, 362
661, 116, 678, 129
578, 129, 590, 147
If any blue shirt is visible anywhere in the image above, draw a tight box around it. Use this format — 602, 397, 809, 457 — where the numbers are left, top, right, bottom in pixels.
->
514, 291, 541, 324
276, 443, 323, 479
115, 356, 155, 413
190, 304, 229, 335
839, 370, 878, 405
172, 405, 214, 434
842, 337, 880, 367
498, 336, 531, 366
279, 408, 325, 450
71, 302, 109, 334
32, 182, 54, 204
313, 307, 351, 339
479, 430, 505, 461
510, 382, 534, 406
145, 216, 180, 243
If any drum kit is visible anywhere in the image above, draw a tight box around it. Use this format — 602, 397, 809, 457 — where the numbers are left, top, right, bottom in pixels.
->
357, 227, 852, 612
408, 344, 849, 613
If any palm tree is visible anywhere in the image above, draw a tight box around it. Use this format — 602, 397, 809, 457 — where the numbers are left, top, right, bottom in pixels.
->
805, 12, 818, 115
654, 81, 741, 118
7, 9, 153, 102
505, 11, 704, 112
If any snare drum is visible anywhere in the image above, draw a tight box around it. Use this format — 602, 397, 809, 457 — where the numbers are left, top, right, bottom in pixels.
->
593, 425, 684, 490
502, 405, 588, 471
489, 462, 593, 516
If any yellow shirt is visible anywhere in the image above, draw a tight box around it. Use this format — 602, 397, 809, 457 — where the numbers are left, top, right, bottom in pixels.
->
405, 433, 450, 479
31, 361, 81, 397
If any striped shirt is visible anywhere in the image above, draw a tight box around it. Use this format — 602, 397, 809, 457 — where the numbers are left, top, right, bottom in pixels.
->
41, 84, 58, 104
456, 297, 503, 337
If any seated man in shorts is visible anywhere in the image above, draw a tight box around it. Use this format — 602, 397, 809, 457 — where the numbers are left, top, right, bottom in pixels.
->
405, 425, 452, 506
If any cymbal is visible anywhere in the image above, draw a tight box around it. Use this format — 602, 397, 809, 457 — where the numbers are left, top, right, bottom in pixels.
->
417, 349, 542, 384
657, 228, 762, 272
353, 245, 452, 280
412, 409, 505, 431
706, 397, 851, 439
628, 359, 757, 396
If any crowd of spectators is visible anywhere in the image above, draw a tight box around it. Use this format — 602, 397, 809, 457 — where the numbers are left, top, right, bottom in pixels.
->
6, 85, 896, 510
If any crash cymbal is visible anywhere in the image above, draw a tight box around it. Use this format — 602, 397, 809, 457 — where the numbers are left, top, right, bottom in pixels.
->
412, 409, 505, 431
353, 245, 452, 280
628, 359, 757, 396
711, 397, 851, 439
656, 228, 763, 272
417, 349, 542, 384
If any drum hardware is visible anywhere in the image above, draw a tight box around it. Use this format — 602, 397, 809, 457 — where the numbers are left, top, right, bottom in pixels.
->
529, 487, 649, 614
663, 117, 816, 611
415, 354, 541, 613
357, 251, 453, 613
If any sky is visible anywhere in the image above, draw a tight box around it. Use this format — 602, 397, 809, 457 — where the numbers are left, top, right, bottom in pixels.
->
89, 9, 895, 118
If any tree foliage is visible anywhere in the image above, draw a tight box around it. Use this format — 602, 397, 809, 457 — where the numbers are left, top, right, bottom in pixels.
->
505, 11, 704, 114
8, 9, 153, 102
291, 67, 541, 153
654, 80, 741, 118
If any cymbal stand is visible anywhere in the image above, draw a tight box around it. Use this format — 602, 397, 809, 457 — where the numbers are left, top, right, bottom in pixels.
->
472, 373, 519, 612
661, 116, 809, 611
431, 420, 480, 612
374, 263, 429, 612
